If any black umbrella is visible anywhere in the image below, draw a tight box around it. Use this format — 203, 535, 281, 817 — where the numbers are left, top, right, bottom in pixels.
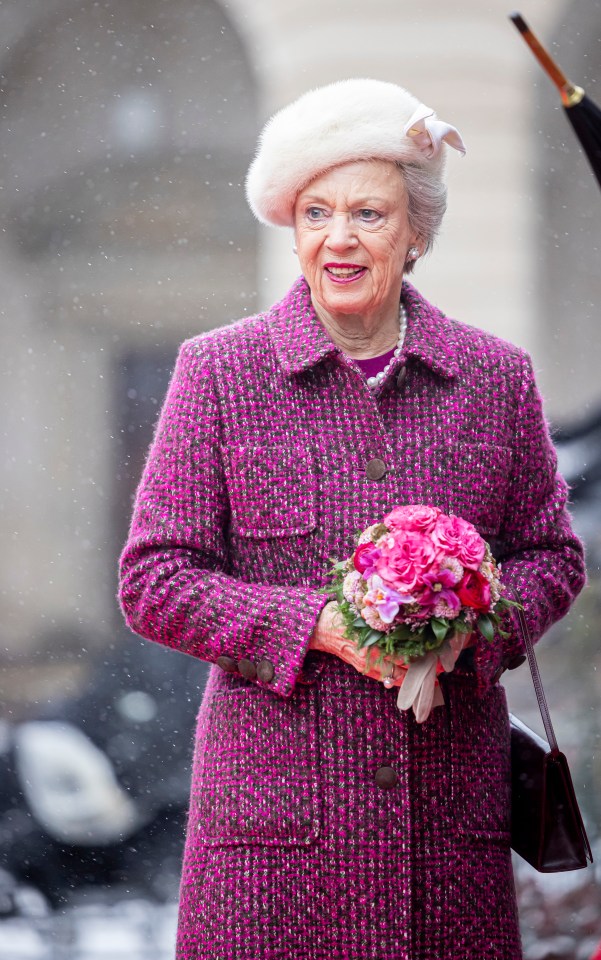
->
510, 12, 601, 191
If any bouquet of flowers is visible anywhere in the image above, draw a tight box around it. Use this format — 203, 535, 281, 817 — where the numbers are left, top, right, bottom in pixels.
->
330, 504, 516, 721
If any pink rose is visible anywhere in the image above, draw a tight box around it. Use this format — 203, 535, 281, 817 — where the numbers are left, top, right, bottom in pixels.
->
431, 514, 466, 554
376, 531, 436, 592
384, 504, 441, 535
432, 514, 485, 570
457, 526, 487, 571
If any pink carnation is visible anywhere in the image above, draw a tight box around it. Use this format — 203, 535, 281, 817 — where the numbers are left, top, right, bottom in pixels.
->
361, 605, 390, 632
358, 523, 381, 545
432, 599, 461, 620
439, 556, 464, 584
342, 570, 362, 604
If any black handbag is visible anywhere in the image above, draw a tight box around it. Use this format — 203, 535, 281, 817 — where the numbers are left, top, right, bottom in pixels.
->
509, 604, 593, 872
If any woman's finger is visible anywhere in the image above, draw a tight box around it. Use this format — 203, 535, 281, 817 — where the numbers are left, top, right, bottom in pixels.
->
362, 654, 406, 687
311, 623, 406, 685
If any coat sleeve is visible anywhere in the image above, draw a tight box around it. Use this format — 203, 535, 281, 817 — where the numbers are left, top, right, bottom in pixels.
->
472, 350, 586, 692
118, 338, 327, 698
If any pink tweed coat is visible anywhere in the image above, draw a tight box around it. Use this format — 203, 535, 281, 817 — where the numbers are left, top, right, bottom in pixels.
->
119, 277, 585, 960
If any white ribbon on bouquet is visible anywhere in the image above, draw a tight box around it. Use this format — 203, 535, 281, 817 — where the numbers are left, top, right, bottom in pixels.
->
396, 631, 472, 723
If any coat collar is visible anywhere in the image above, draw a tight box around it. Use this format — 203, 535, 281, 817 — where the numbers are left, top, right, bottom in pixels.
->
268, 276, 459, 380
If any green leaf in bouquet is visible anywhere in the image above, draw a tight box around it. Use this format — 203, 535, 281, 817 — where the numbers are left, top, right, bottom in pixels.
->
430, 618, 449, 643
387, 623, 413, 641
498, 597, 523, 610
477, 613, 495, 644
363, 630, 382, 647
452, 617, 472, 634
352, 616, 368, 629
379, 634, 395, 656
401, 634, 429, 660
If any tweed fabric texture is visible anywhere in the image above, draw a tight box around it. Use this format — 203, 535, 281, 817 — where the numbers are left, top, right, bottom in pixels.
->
119, 277, 585, 960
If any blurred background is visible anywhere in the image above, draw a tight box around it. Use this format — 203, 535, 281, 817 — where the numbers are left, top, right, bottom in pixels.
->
0, 0, 600, 957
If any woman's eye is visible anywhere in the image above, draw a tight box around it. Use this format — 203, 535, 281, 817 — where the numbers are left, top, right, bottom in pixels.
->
306, 207, 326, 221
357, 208, 381, 222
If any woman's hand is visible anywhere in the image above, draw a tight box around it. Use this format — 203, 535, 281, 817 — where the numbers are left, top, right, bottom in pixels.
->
309, 601, 406, 686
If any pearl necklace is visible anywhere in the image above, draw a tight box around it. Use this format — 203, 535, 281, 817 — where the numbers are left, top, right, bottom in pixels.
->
366, 302, 408, 390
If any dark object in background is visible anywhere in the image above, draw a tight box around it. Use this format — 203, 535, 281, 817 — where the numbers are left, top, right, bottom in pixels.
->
0, 638, 208, 906
555, 409, 601, 500
511, 716, 591, 871
510, 12, 601, 191
509, 604, 592, 872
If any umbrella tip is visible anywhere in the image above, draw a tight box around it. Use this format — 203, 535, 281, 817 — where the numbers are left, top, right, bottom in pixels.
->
509, 11, 529, 34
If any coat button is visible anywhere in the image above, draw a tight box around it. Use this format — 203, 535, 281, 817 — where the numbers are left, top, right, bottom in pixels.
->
238, 658, 257, 680
216, 655, 238, 674
365, 458, 387, 481
507, 654, 527, 671
374, 765, 398, 789
257, 658, 275, 683
396, 365, 407, 390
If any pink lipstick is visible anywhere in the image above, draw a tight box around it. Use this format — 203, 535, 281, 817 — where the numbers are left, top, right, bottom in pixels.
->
324, 262, 367, 284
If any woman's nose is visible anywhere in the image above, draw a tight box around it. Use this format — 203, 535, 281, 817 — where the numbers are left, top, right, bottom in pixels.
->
325, 213, 358, 250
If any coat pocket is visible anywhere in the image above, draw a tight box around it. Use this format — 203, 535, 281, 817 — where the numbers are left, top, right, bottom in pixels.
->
193, 685, 321, 847
225, 445, 317, 538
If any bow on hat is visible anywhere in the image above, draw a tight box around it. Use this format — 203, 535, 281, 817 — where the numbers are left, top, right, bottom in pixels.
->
404, 104, 467, 160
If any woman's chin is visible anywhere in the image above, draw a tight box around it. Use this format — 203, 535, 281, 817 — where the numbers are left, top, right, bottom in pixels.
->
317, 290, 373, 319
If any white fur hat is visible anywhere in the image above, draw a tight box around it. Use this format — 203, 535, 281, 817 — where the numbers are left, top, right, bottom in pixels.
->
245, 78, 465, 227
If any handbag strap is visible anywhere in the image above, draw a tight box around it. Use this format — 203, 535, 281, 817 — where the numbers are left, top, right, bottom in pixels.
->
513, 600, 560, 754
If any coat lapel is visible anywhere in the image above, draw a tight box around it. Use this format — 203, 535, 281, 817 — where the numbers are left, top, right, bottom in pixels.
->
267, 275, 459, 382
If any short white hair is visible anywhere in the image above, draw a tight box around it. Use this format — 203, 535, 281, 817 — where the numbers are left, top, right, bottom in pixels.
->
245, 78, 449, 243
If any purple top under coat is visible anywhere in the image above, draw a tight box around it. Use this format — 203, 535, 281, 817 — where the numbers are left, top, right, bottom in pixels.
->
353, 348, 396, 379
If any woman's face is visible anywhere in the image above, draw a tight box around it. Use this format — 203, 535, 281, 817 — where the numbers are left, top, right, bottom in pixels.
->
293, 159, 420, 324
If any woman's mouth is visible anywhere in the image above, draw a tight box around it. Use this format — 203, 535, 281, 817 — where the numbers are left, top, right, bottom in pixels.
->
324, 263, 367, 283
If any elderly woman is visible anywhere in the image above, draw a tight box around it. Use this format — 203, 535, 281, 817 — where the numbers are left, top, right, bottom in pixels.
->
119, 79, 585, 959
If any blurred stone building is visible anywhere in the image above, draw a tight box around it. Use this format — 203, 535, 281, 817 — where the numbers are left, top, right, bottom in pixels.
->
0, 0, 600, 713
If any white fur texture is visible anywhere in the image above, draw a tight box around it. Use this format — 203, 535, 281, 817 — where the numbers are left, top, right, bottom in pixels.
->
245, 78, 447, 227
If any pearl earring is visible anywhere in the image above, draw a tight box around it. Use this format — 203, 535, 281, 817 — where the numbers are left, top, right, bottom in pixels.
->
292, 245, 298, 255
407, 246, 419, 261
